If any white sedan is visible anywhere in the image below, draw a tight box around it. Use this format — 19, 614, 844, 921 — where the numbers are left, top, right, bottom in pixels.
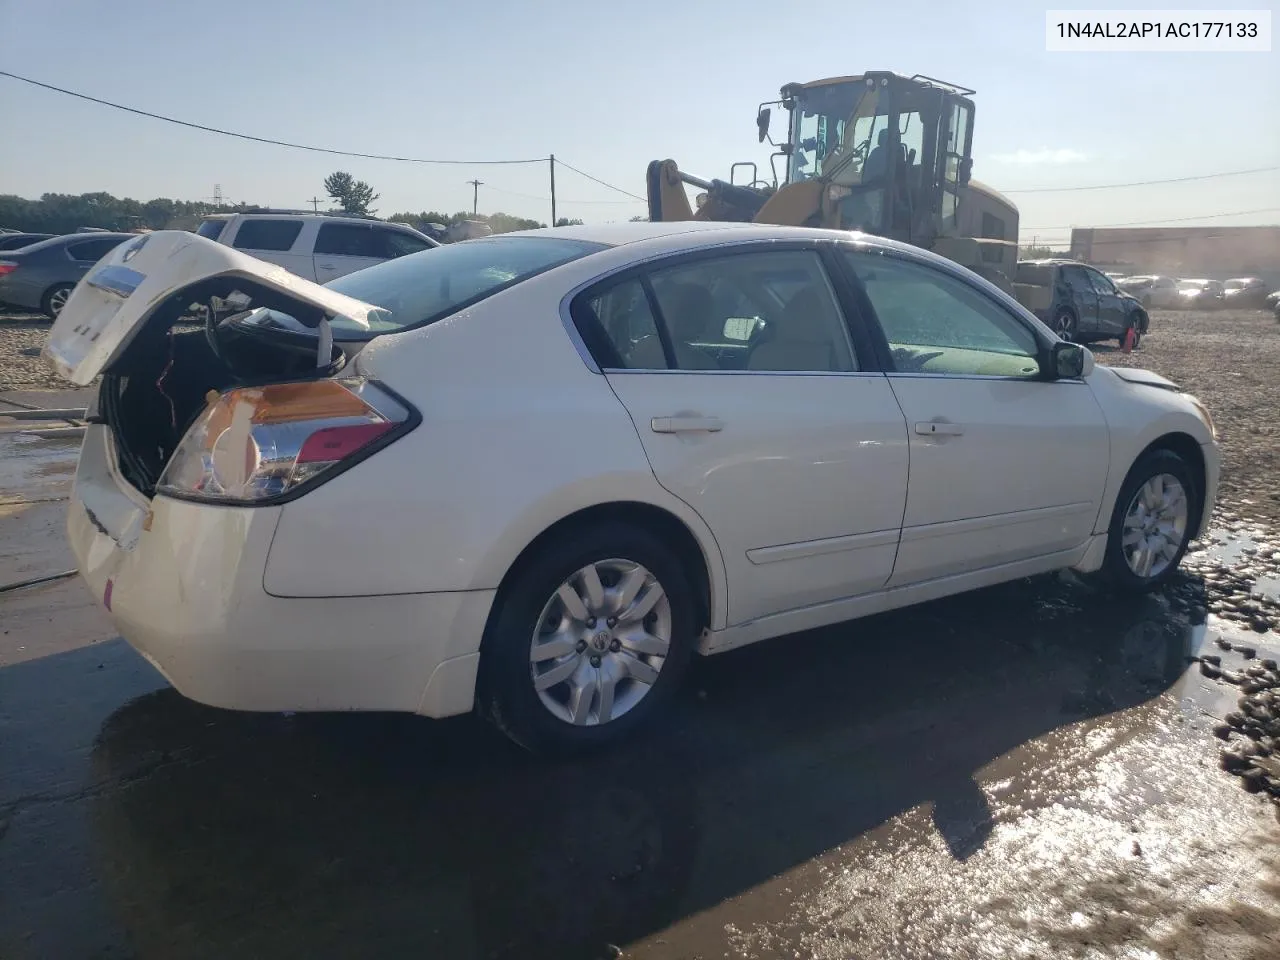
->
45, 224, 1220, 752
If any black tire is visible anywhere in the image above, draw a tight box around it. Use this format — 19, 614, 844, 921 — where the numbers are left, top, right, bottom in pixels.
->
1052, 307, 1077, 341
477, 522, 699, 755
1099, 449, 1199, 593
41, 283, 74, 320
1120, 318, 1142, 350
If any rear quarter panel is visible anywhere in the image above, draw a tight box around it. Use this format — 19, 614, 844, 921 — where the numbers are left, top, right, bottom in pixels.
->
260, 259, 731, 627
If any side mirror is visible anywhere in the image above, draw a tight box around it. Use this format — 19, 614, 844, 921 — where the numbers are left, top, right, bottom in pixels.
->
757, 107, 772, 143
1051, 341, 1093, 379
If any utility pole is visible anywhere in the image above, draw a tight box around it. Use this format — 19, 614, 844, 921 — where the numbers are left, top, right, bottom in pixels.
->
466, 179, 483, 216
549, 154, 557, 228
308, 197, 322, 213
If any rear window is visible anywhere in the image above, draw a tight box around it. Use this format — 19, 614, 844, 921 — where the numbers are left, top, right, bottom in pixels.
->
1015, 263, 1053, 285
196, 219, 228, 240
324, 235, 607, 335
232, 219, 304, 252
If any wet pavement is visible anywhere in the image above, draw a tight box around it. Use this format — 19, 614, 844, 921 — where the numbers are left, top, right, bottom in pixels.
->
3, 402, 1280, 959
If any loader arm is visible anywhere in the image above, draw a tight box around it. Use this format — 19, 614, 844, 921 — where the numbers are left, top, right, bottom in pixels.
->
646, 159, 772, 224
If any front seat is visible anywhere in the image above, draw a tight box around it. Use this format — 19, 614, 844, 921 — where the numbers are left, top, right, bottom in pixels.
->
748, 288, 853, 372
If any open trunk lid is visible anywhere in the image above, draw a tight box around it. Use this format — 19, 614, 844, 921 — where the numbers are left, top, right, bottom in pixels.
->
43, 230, 377, 386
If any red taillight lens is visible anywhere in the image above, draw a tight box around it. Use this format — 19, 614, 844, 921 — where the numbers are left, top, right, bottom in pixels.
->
157, 379, 413, 503
0, 261, 19, 277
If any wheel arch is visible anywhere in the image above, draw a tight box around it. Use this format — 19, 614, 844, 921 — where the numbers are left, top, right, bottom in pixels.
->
1110, 431, 1208, 539
481, 499, 726, 646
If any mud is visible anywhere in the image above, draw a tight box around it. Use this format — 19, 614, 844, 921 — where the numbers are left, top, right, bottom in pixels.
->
2, 307, 1280, 960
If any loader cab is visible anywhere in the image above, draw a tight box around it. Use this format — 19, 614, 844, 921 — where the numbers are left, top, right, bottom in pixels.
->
779, 73, 974, 246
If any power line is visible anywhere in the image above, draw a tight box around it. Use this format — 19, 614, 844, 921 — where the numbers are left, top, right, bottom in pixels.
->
1023, 206, 1280, 232
554, 158, 646, 201
486, 184, 642, 205
0, 69, 546, 165
1003, 165, 1279, 194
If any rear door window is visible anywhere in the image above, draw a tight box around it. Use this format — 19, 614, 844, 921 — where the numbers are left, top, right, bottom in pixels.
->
67, 237, 127, 262
315, 222, 377, 258
195, 219, 227, 240
232, 219, 304, 252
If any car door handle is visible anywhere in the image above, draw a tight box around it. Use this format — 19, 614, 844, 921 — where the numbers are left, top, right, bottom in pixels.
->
316, 262, 336, 270
914, 421, 964, 436
651, 416, 725, 434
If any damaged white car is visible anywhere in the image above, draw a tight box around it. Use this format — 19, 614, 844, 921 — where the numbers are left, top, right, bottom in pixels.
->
47, 224, 1220, 752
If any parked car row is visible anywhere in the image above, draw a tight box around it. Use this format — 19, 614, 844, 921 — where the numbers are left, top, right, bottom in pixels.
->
0, 214, 440, 319
1116, 274, 1275, 311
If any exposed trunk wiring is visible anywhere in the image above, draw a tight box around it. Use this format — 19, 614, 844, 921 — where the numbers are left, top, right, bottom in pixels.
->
156, 327, 178, 430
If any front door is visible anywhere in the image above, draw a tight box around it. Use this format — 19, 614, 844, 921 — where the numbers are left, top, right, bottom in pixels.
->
1085, 266, 1129, 337
577, 246, 910, 626
1060, 264, 1100, 337
838, 248, 1111, 586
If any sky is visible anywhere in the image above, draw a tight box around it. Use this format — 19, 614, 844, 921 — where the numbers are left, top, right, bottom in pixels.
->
0, 0, 1277, 246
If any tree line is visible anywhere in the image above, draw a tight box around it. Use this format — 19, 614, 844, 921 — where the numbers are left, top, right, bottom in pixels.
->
1, 171, 642, 239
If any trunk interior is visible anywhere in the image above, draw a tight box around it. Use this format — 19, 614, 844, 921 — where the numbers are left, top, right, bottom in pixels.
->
101, 284, 350, 498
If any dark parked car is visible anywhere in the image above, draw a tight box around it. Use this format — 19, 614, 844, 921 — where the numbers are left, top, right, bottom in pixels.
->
0, 232, 56, 251
1014, 259, 1150, 346
1223, 277, 1271, 309
0, 232, 132, 319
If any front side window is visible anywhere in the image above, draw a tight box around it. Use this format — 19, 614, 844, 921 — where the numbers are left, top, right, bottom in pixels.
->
1085, 268, 1116, 295
1062, 265, 1095, 293
843, 250, 1041, 378
646, 250, 857, 373
314, 223, 376, 258
325, 235, 605, 335
232, 219, 304, 252
376, 229, 432, 259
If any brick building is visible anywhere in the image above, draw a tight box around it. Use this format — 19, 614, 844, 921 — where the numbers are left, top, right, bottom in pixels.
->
1070, 225, 1280, 283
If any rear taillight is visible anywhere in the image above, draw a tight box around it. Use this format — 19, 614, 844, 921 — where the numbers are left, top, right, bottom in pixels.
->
0, 261, 18, 277
156, 378, 414, 503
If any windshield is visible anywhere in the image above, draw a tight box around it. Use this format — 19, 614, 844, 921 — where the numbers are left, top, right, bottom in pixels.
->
323, 235, 606, 335
788, 81, 885, 186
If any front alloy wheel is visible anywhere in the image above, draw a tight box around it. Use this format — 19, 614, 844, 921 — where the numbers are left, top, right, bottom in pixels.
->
1120, 473, 1188, 579
1100, 449, 1198, 591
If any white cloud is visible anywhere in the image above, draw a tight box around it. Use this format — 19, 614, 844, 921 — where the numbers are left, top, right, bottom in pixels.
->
990, 148, 1091, 165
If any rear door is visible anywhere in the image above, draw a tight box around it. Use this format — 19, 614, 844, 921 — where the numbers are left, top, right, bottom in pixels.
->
576, 244, 910, 626
838, 247, 1110, 586
314, 222, 382, 281
1060, 265, 1099, 335
227, 218, 313, 279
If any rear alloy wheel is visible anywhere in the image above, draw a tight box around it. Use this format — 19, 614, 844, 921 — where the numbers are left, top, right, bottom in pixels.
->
42, 283, 74, 320
1100, 449, 1198, 592
1053, 308, 1077, 341
479, 523, 697, 753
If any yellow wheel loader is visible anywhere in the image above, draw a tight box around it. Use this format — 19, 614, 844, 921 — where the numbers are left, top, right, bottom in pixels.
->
646, 72, 1019, 290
